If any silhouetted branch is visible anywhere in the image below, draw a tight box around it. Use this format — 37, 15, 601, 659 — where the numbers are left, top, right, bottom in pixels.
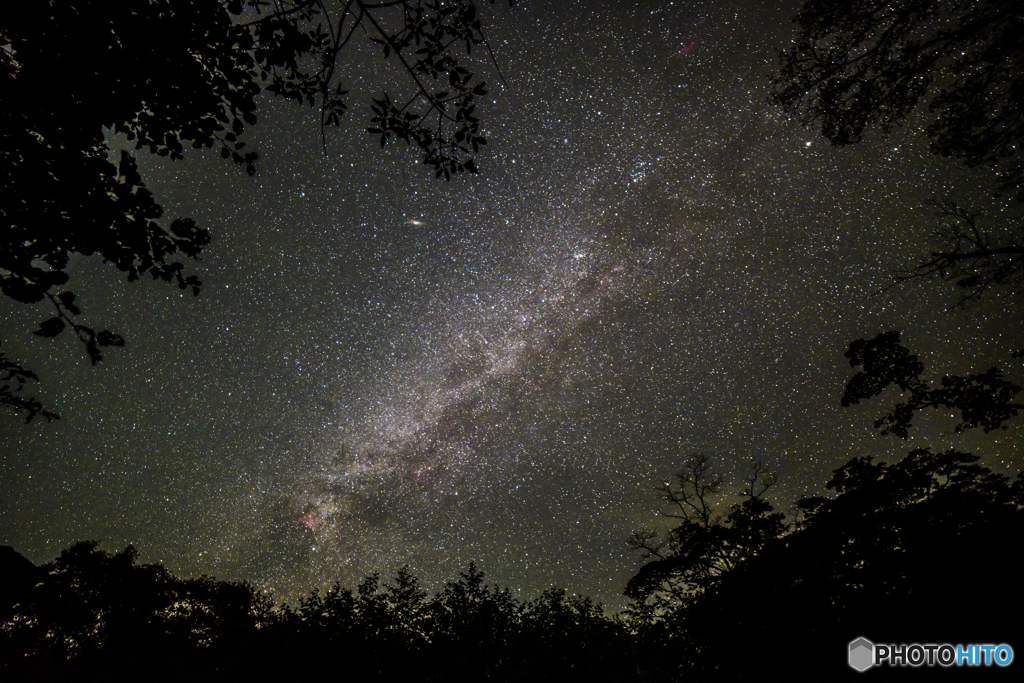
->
626, 456, 784, 609
771, 0, 1024, 199
895, 200, 1024, 307
627, 530, 665, 560
842, 331, 1022, 437
743, 460, 777, 499
244, 1, 508, 178
36, 292, 125, 365
0, 348, 59, 422
654, 454, 723, 528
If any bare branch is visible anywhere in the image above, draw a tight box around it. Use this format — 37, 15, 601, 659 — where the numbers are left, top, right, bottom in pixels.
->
743, 460, 778, 499
894, 200, 1024, 308
655, 454, 723, 529
627, 530, 665, 560
626, 455, 785, 609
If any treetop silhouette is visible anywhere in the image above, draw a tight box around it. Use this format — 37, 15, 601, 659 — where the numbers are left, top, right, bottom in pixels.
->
1, 0, 513, 421
772, 0, 1024, 200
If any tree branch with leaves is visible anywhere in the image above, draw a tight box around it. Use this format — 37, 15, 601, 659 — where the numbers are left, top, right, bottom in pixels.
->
0, 348, 59, 423
1, 0, 514, 421
841, 331, 1023, 438
772, 0, 1024, 200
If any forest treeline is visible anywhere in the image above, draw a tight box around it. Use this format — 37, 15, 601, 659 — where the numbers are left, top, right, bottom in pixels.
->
2, 447, 1020, 681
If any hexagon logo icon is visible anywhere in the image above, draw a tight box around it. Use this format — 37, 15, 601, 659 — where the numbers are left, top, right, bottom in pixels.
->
849, 637, 875, 672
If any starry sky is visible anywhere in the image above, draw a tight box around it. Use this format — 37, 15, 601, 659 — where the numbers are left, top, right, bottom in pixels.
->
2, 0, 1021, 609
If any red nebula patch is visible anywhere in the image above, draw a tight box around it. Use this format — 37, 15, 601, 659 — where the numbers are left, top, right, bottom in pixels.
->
673, 38, 700, 57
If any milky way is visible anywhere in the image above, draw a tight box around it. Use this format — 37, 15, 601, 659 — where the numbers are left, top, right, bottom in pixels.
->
2, 0, 1020, 609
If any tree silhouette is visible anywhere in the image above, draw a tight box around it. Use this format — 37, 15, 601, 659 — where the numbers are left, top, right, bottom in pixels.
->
626, 455, 784, 611
517, 588, 636, 683
426, 561, 522, 682
627, 448, 1024, 681
894, 200, 1024, 307
771, 0, 1024, 200
0, 347, 59, 422
841, 331, 1022, 437
0, 551, 638, 682
1, 0, 512, 420
623, 455, 787, 683
0, 541, 279, 680
771, 2, 1024, 437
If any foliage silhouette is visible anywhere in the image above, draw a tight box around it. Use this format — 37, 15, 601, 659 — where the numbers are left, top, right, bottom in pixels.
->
626, 448, 1024, 681
0, 541, 274, 679
1, 0, 512, 420
771, 1, 1024, 432
4, 446, 1020, 681
0, 347, 59, 422
841, 331, 1022, 437
1, 544, 637, 682
772, 0, 1024, 200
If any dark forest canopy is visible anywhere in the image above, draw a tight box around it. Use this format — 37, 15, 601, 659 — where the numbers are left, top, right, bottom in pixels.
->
1, 0, 512, 421
625, 448, 1023, 681
3, 450, 1020, 681
771, 0, 1024, 200
1, 543, 635, 682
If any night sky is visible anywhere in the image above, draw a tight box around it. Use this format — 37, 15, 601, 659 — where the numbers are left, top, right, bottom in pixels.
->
2, 0, 1021, 610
